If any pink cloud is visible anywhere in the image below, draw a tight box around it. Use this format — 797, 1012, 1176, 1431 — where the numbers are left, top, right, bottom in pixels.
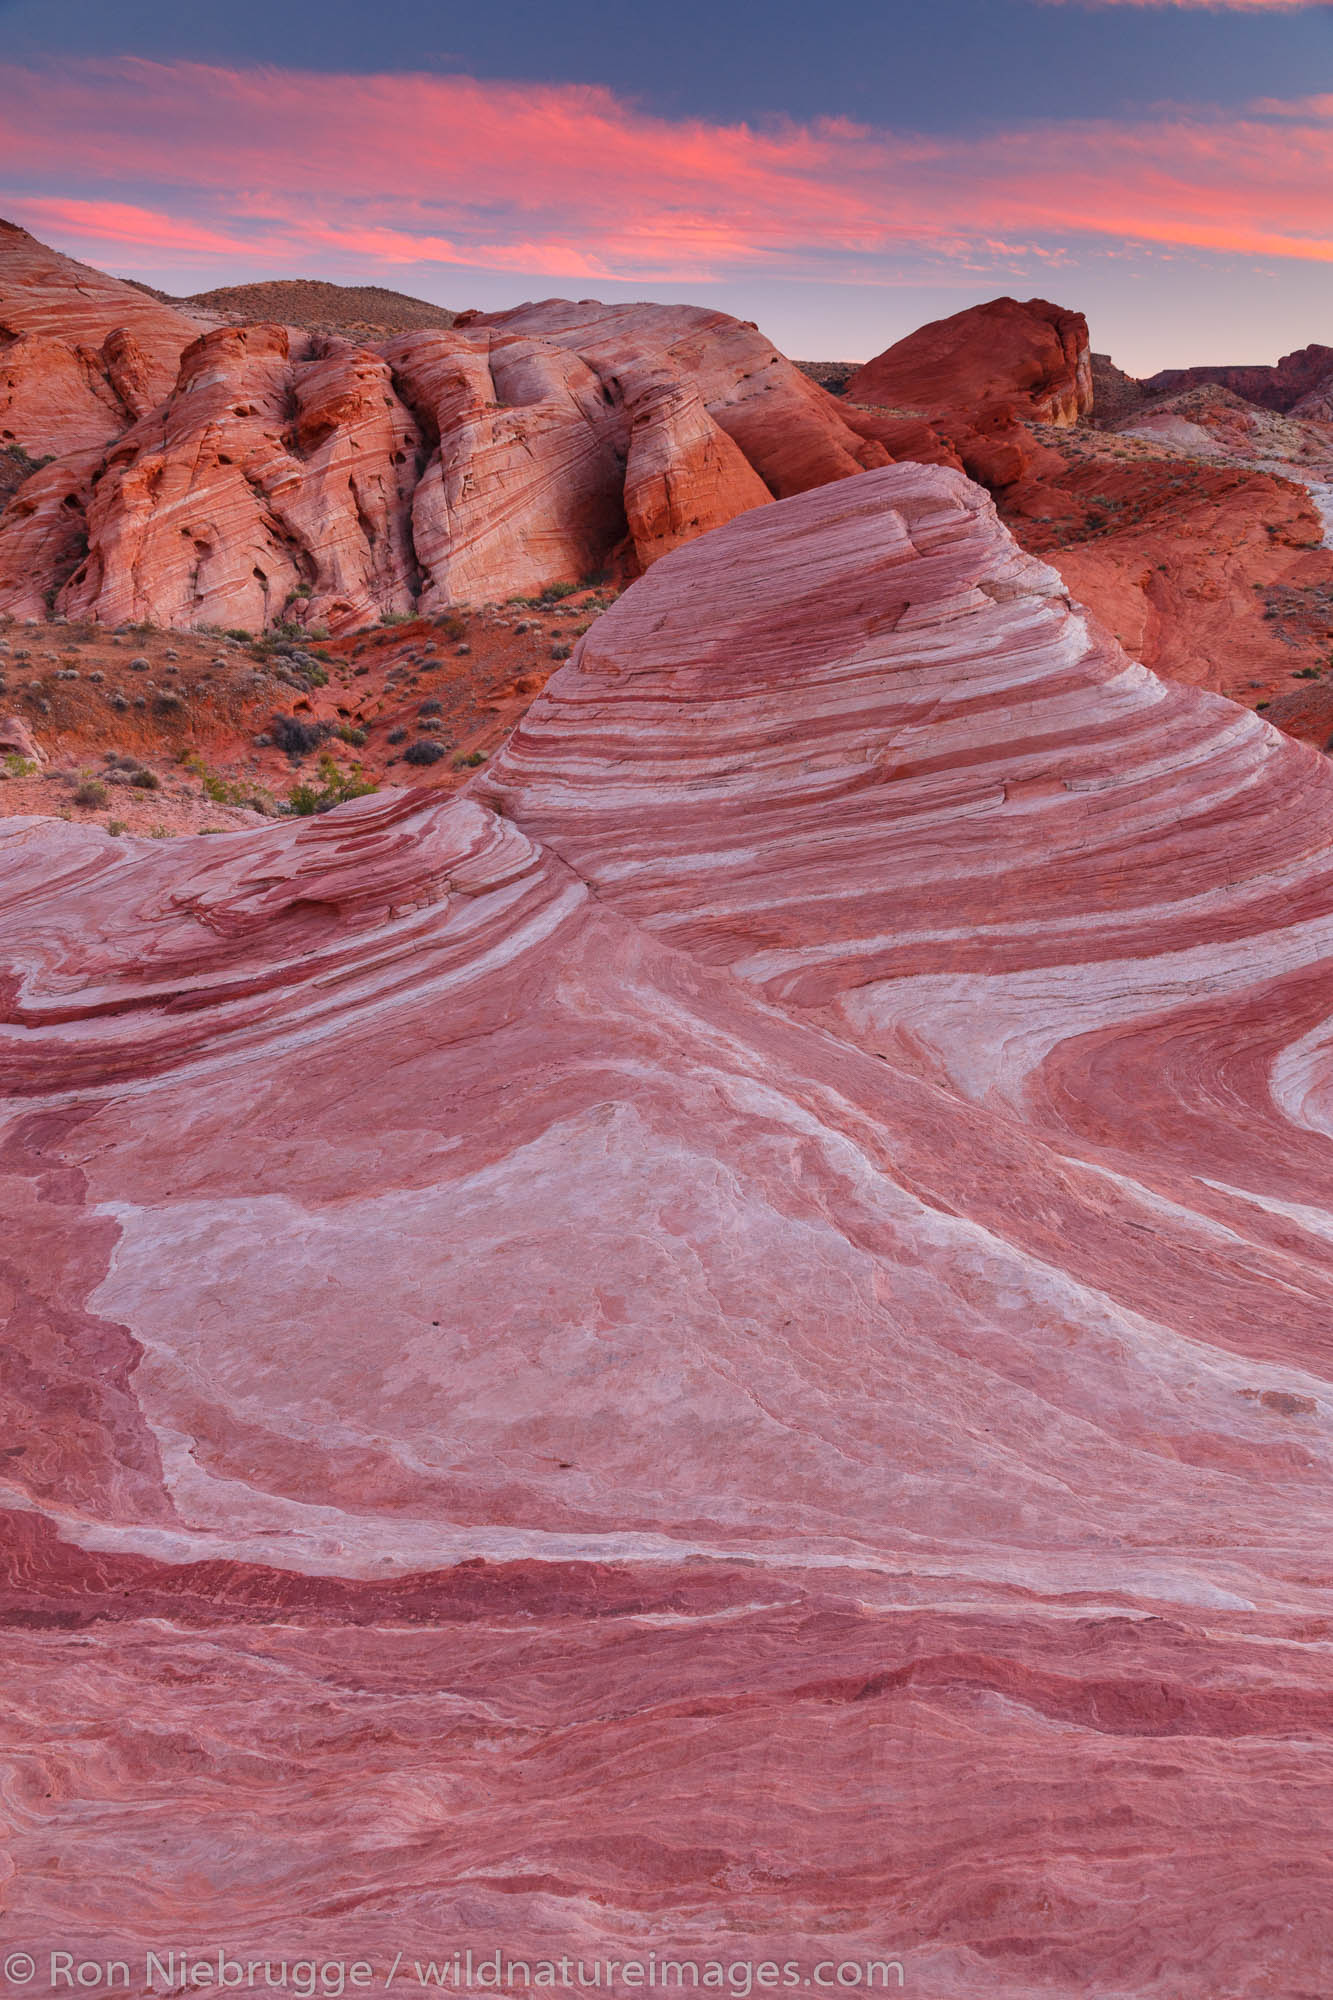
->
0, 60, 1330, 288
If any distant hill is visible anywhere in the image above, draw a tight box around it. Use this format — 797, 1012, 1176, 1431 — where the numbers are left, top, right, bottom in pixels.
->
184, 279, 459, 340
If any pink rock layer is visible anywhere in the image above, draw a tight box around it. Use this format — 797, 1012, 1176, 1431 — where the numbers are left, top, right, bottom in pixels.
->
6, 466, 1333, 1994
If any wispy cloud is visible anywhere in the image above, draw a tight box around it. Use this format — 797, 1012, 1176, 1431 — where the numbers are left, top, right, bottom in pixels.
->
0, 59, 1330, 290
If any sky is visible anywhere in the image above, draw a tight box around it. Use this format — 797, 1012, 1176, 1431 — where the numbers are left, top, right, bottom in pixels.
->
0, 0, 1330, 372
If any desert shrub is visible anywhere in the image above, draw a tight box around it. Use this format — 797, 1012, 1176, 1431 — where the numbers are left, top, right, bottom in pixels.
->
434, 612, 467, 640
454, 750, 486, 769
288, 752, 377, 815
269, 713, 331, 757
386, 727, 407, 745
130, 768, 160, 790
185, 757, 259, 807
74, 779, 108, 807
403, 738, 447, 766
336, 724, 368, 746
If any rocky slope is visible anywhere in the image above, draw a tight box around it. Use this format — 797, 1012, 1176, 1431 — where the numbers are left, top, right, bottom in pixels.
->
997, 416, 1333, 722
0, 592, 604, 833
6, 466, 1333, 1994
183, 277, 459, 340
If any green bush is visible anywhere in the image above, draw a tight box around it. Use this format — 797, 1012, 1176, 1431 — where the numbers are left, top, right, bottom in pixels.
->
288, 752, 377, 816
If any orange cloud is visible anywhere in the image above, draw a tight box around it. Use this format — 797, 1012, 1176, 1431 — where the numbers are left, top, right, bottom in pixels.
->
0, 60, 1330, 286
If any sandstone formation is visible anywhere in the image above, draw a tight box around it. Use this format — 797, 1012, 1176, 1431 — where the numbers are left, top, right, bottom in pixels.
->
385, 326, 629, 610
474, 299, 891, 496
840, 297, 1088, 499
846, 295, 1093, 427
0, 712, 43, 763
59, 323, 424, 633
0, 228, 889, 632
0, 219, 207, 456
621, 370, 774, 565
7, 466, 1333, 1994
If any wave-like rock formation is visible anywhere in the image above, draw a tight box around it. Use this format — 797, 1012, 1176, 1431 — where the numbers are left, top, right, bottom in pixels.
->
6, 463, 1333, 1993
0, 225, 888, 630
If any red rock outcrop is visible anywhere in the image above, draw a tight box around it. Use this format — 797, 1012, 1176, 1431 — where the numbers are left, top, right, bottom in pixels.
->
50, 324, 424, 632
0, 444, 101, 620
471, 299, 891, 496
846, 295, 1093, 427
0, 218, 207, 456
8, 466, 1333, 1994
622, 370, 773, 565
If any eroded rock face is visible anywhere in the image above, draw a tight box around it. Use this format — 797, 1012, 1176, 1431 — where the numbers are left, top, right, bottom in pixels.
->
0, 228, 891, 631
7, 465, 1333, 1994
0, 713, 43, 764
846, 295, 1093, 427
475, 298, 890, 496
386, 327, 629, 609
56, 322, 428, 633
0, 218, 206, 456
622, 370, 773, 566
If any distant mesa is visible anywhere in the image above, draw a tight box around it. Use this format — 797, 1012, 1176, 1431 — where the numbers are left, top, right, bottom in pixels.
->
1141, 343, 1333, 418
